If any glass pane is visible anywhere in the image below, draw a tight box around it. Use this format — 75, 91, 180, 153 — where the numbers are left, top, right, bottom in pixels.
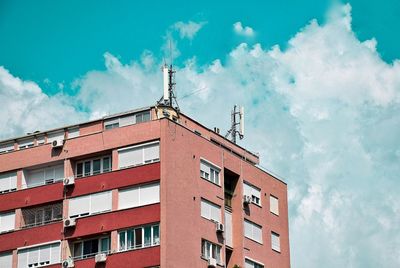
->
153, 225, 160, 245
127, 230, 133, 249
144, 226, 151, 247
73, 242, 82, 258
44, 208, 52, 222
83, 239, 98, 256
100, 237, 109, 252
93, 159, 101, 175
103, 157, 110, 172
53, 204, 62, 219
119, 232, 126, 250
135, 228, 142, 248
76, 163, 83, 178
84, 161, 91, 176
35, 210, 44, 225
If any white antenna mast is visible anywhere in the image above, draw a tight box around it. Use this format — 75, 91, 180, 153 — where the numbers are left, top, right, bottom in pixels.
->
225, 105, 245, 143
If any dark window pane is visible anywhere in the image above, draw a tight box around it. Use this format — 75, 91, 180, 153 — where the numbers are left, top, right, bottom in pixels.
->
76, 163, 83, 177
135, 228, 142, 248
74, 242, 82, 258
93, 159, 101, 175
101, 237, 109, 252
144, 226, 151, 246
127, 230, 133, 249
44, 208, 52, 222
84, 161, 91, 176
53, 205, 62, 219
83, 239, 98, 256
103, 157, 110, 172
153, 225, 160, 245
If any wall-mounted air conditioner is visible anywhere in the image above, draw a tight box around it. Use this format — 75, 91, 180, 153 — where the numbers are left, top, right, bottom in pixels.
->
63, 176, 75, 186
208, 257, 217, 268
95, 253, 107, 263
63, 217, 76, 228
52, 139, 64, 148
62, 258, 74, 268
216, 222, 224, 233
243, 195, 252, 205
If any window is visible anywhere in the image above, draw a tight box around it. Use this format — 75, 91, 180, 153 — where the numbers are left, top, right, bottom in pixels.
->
104, 111, 150, 130
17, 242, 60, 268
135, 111, 150, 123
118, 142, 160, 169
200, 199, 221, 223
75, 156, 111, 178
245, 258, 264, 268
201, 240, 221, 264
118, 182, 160, 210
18, 138, 34, 149
23, 164, 64, 188
68, 127, 79, 139
22, 203, 62, 228
118, 224, 160, 251
0, 212, 15, 233
36, 136, 45, 145
0, 142, 14, 154
271, 232, 281, 252
0, 252, 12, 268
69, 191, 112, 218
200, 160, 220, 185
243, 182, 261, 206
73, 236, 110, 260
244, 220, 263, 243
104, 118, 119, 130
47, 131, 64, 144
0, 172, 17, 194
270, 195, 279, 216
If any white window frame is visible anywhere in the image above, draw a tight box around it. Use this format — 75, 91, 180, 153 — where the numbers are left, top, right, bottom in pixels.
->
36, 136, 45, 145
270, 195, 279, 216
69, 191, 112, 218
200, 199, 221, 223
271, 232, 281, 252
0, 142, 14, 154
104, 110, 151, 130
67, 127, 80, 139
75, 155, 112, 178
118, 223, 160, 252
46, 131, 65, 144
17, 241, 61, 268
200, 159, 221, 186
23, 164, 64, 189
18, 138, 34, 150
0, 211, 15, 233
118, 182, 160, 210
245, 257, 264, 268
22, 203, 63, 228
244, 219, 263, 244
72, 235, 110, 260
243, 181, 261, 206
0, 172, 17, 194
201, 239, 222, 265
118, 141, 160, 169
0, 252, 13, 268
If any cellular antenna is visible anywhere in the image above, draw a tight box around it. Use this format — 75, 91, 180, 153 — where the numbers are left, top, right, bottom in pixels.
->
225, 105, 245, 143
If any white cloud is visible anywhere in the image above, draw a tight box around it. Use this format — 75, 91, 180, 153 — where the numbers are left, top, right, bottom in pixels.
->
233, 21, 255, 37
173, 21, 207, 40
2, 3, 400, 267
0, 67, 85, 140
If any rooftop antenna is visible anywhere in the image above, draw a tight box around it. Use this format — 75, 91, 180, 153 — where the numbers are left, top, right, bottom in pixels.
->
157, 39, 180, 111
225, 105, 244, 143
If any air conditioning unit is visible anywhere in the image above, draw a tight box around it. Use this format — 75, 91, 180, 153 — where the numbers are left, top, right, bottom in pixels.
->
63, 218, 76, 228
243, 195, 252, 205
215, 222, 224, 233
95, 253, 107, 263
208, 257, 217, 268
62, 258, 74, 268
51, 139, 64, 148
63, 176, 75, 186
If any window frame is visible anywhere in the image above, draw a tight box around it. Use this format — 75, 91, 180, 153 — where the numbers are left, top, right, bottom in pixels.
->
270, 195, 279, 216
118, 223, 160, 252
200, 159, 221, 186
21, 203, 63, 228
68, 191, 112, 219
200, 198, 221, 223
244, 219, 263, 244
245, 257, 264, 268
271, 231, 281, 253
75, 155, 112, 178
243, 181, 262, 206
201, 239, 222, 265
72, 235, 110, 260
17, 241, 61, 268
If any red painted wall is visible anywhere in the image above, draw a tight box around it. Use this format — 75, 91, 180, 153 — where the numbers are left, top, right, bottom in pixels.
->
73, 246, 160, 268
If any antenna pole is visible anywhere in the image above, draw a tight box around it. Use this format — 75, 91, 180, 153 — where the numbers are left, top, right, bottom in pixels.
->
225, 105, 244, 144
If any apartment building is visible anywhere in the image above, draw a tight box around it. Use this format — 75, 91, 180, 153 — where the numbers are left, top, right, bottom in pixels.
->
0, 105, 290, 268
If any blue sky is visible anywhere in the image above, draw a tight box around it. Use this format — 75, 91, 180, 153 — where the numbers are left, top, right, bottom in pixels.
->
1, 1, 400, 267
